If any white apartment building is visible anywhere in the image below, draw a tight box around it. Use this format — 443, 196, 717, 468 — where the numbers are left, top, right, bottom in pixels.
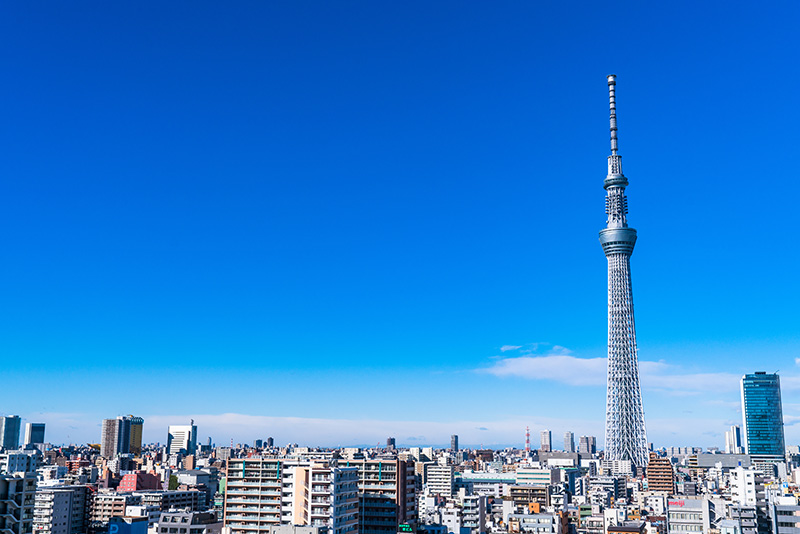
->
425, 465, 454, 498
730, 467, 766, 507
224, 458, 358, 534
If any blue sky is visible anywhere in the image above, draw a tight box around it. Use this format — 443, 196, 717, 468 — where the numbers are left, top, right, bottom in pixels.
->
1, 1, 799, 449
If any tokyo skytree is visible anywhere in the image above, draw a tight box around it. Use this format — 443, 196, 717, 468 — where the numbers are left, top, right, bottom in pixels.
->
599, 75, 648, 468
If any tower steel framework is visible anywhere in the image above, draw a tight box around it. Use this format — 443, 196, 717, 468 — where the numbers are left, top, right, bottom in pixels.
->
599, 75, 648, 468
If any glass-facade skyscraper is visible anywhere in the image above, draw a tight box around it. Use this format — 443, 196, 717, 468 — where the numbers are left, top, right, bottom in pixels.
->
741, 372, 785, 457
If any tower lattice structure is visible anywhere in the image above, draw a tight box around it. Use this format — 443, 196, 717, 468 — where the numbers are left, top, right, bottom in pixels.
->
599, 75, 648, 468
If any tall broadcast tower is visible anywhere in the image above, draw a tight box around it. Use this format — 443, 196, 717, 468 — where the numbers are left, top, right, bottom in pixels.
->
599, 75, 648, 469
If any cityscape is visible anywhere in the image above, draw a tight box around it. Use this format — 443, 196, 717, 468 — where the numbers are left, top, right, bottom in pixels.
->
1, 3, 799, 534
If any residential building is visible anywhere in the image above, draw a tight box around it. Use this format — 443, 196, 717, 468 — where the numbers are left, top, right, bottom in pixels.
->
540, 431, 552, 453
32, 485, 89, 534
134, 490, 203, 512
0, 456, 37, 534
730, 468, 769, 533
24, 424, 46, 447
461, 495, 485, 534
117, 472, 161, 492
741, 372, 785, 461
90, 493, 140, 523
645, 453, 675, 494
564, 432, 575, 454
100, 417, 134, 458
578, 437, 596, 455
450, 436, 458, 452
0, 416, 22, 450
346, 458, 416, 534
224, 457, 282, 533
424, 466, 454, 498
224, 458, 359, 534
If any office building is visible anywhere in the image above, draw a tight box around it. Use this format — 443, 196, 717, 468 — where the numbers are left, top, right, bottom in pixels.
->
24, 423, 45, 447
579, 436, 597, 455
386, 437, 395, 449
725, 425, 744, 454
0, 416, 21, 450
564, 432, 575, 453
540, 430, 552, 453
600, 75, 648, 469
168, 423, 198, 456
741, 372, 785, 460
129, 416, 144, 456
450, 435, 458, 452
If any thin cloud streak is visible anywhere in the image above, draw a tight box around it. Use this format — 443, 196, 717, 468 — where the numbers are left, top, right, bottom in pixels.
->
479, 346, 748, 394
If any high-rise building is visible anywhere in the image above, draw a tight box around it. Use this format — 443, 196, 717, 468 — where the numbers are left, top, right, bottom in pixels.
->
128, 416, 144, 456
100, 416, 140, 458
0, 416, 21, 450
100, 418, 119, 458
24, 423, 45, 447
266, 437, 274, 448
450, 435, 459, 452
167, 423, 198, 455
563, 431, 575, 453
347, 458, 416, 534
725, 425, 743, 454
386, 437, 395, 449
741, 372, 785, 460
33, 485, 89, 534
0, 450, 37, 534
579, 436, 597, 455
223, 458, 358, 534
539, 430, 551, 453
424, 465, 454, 497
645, 452, 675, 494
600, 75, 648, 469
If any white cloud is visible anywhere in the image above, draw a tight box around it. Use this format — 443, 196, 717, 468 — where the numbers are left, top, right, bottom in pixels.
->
480, 347, 743, 395
481, 354, 607, 386
500, 345, 522, 352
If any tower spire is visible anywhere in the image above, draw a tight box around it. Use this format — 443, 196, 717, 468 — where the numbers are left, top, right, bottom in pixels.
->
608, 74, 618, 155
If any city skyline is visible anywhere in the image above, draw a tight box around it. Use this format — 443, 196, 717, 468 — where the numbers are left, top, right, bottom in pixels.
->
1, 2, 799, 448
